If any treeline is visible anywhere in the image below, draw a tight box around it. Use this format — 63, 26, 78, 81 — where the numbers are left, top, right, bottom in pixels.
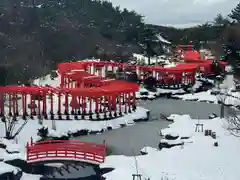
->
153, 2, 240, 50
0, 0, 161, 84
150, 2, 240, 74
1, 0, 240, 84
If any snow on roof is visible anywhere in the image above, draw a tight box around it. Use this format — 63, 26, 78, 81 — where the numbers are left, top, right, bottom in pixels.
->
101, 114, 240, 180
133, 53, 166, 65
156, 33, 171, 44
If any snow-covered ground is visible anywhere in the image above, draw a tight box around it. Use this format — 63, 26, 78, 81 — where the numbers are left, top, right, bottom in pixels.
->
172, 74, 240, 106
101, 114, 240, 180
172, 89, 240, 106
136, 81, 203, 100
133, 53, 174, 66
20, 173, 42, 180
136, 87, 185, 99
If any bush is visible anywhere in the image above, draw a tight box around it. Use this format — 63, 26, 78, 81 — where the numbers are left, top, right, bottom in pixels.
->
37, 126, 49, 139
50, 71, 58, 80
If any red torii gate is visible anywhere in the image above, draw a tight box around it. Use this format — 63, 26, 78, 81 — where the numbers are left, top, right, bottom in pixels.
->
0, 81, 138, 120
0, 86, 59, 119
58, 61, 198, 88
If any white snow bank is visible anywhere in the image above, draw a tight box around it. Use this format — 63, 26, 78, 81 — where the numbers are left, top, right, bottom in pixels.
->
140, 146, 158, 154
133, 54, 167, 65
173, 74, 240, 106
33, 74, 60, 87
156, 34, 171, 44
20, 172, 42, 180
173, 89, 240, 106
101, 115, 240, 180
44, 163, 63, 168
136, 80, 202, 100
173, 90, 217, 102
136, 87, 185, 99
160, 137, 193, 145
0, 162, 19, 175
161, 115, 196, 138
0, 139, 25, 162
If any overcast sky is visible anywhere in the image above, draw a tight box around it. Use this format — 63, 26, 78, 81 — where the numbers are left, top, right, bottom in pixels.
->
109, 0, 239, 28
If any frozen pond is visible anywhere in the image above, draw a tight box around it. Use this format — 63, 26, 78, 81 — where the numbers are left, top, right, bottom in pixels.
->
75, 99, 223, 156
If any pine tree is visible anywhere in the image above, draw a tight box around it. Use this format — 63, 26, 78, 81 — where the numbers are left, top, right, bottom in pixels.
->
214, 14, 229, 26
229, 2, 240, 23
140, 27, 158, 65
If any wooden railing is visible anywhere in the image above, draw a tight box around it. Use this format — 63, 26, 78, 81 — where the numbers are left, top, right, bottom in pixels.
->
26, 138, 106, 165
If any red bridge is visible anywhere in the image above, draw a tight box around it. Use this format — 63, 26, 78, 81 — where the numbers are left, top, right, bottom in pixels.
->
26, 138, 106, 165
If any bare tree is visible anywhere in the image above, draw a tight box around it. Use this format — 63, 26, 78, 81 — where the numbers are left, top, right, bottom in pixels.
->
225, 107, 240, 137
2, 94, 28, 140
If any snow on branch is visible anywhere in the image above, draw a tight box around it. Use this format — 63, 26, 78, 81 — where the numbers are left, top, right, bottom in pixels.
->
225, 106, 240, 137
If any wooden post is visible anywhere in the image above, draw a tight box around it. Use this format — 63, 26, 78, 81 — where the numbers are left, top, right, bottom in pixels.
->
50, 92, 53, 115
30, 137, 33, 146
12, 93, 16, 116
103, 95, 107, 118
118, 94, 122, 115
132, 174, 142, 180
58, 92, 61, 115
15, 94, 18, 116
127, 92, 131, 113
108, 95, 112, 117
38, 94, 41, 116
65, 93, 69, 115
89, 96, 92, 115
95, 95, 99, 114
132, 91, 136, 111
26, 142, 29, 161
9, 93, 12, 116
42, 93, 46, 116
0, 93, 3, 116
112, 94, 116, 116
23, 94, 27, 116
30, 94, 33, 117
124, 93, 127, 113
61, 74, 64, 88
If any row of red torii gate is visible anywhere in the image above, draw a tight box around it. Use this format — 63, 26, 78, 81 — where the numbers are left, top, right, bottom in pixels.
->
0, 56, 227, 120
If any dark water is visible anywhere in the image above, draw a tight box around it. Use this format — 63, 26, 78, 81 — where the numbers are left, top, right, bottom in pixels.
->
138, 98, 223, 119
41, 165, 99, 180
76, 99, 222, 156
46, 99, 222, 179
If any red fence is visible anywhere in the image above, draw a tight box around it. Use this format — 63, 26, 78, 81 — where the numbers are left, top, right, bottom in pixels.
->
26, 139, 106, 165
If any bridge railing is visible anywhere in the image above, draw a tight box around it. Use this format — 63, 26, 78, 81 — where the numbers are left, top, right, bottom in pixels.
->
33, 139, 106, 149
26, 138, 106, 164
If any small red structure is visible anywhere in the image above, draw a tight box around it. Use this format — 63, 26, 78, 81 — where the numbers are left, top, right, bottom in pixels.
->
176, 45, 194, 52
26, 138, 106, 164
182, 51, 227, 75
